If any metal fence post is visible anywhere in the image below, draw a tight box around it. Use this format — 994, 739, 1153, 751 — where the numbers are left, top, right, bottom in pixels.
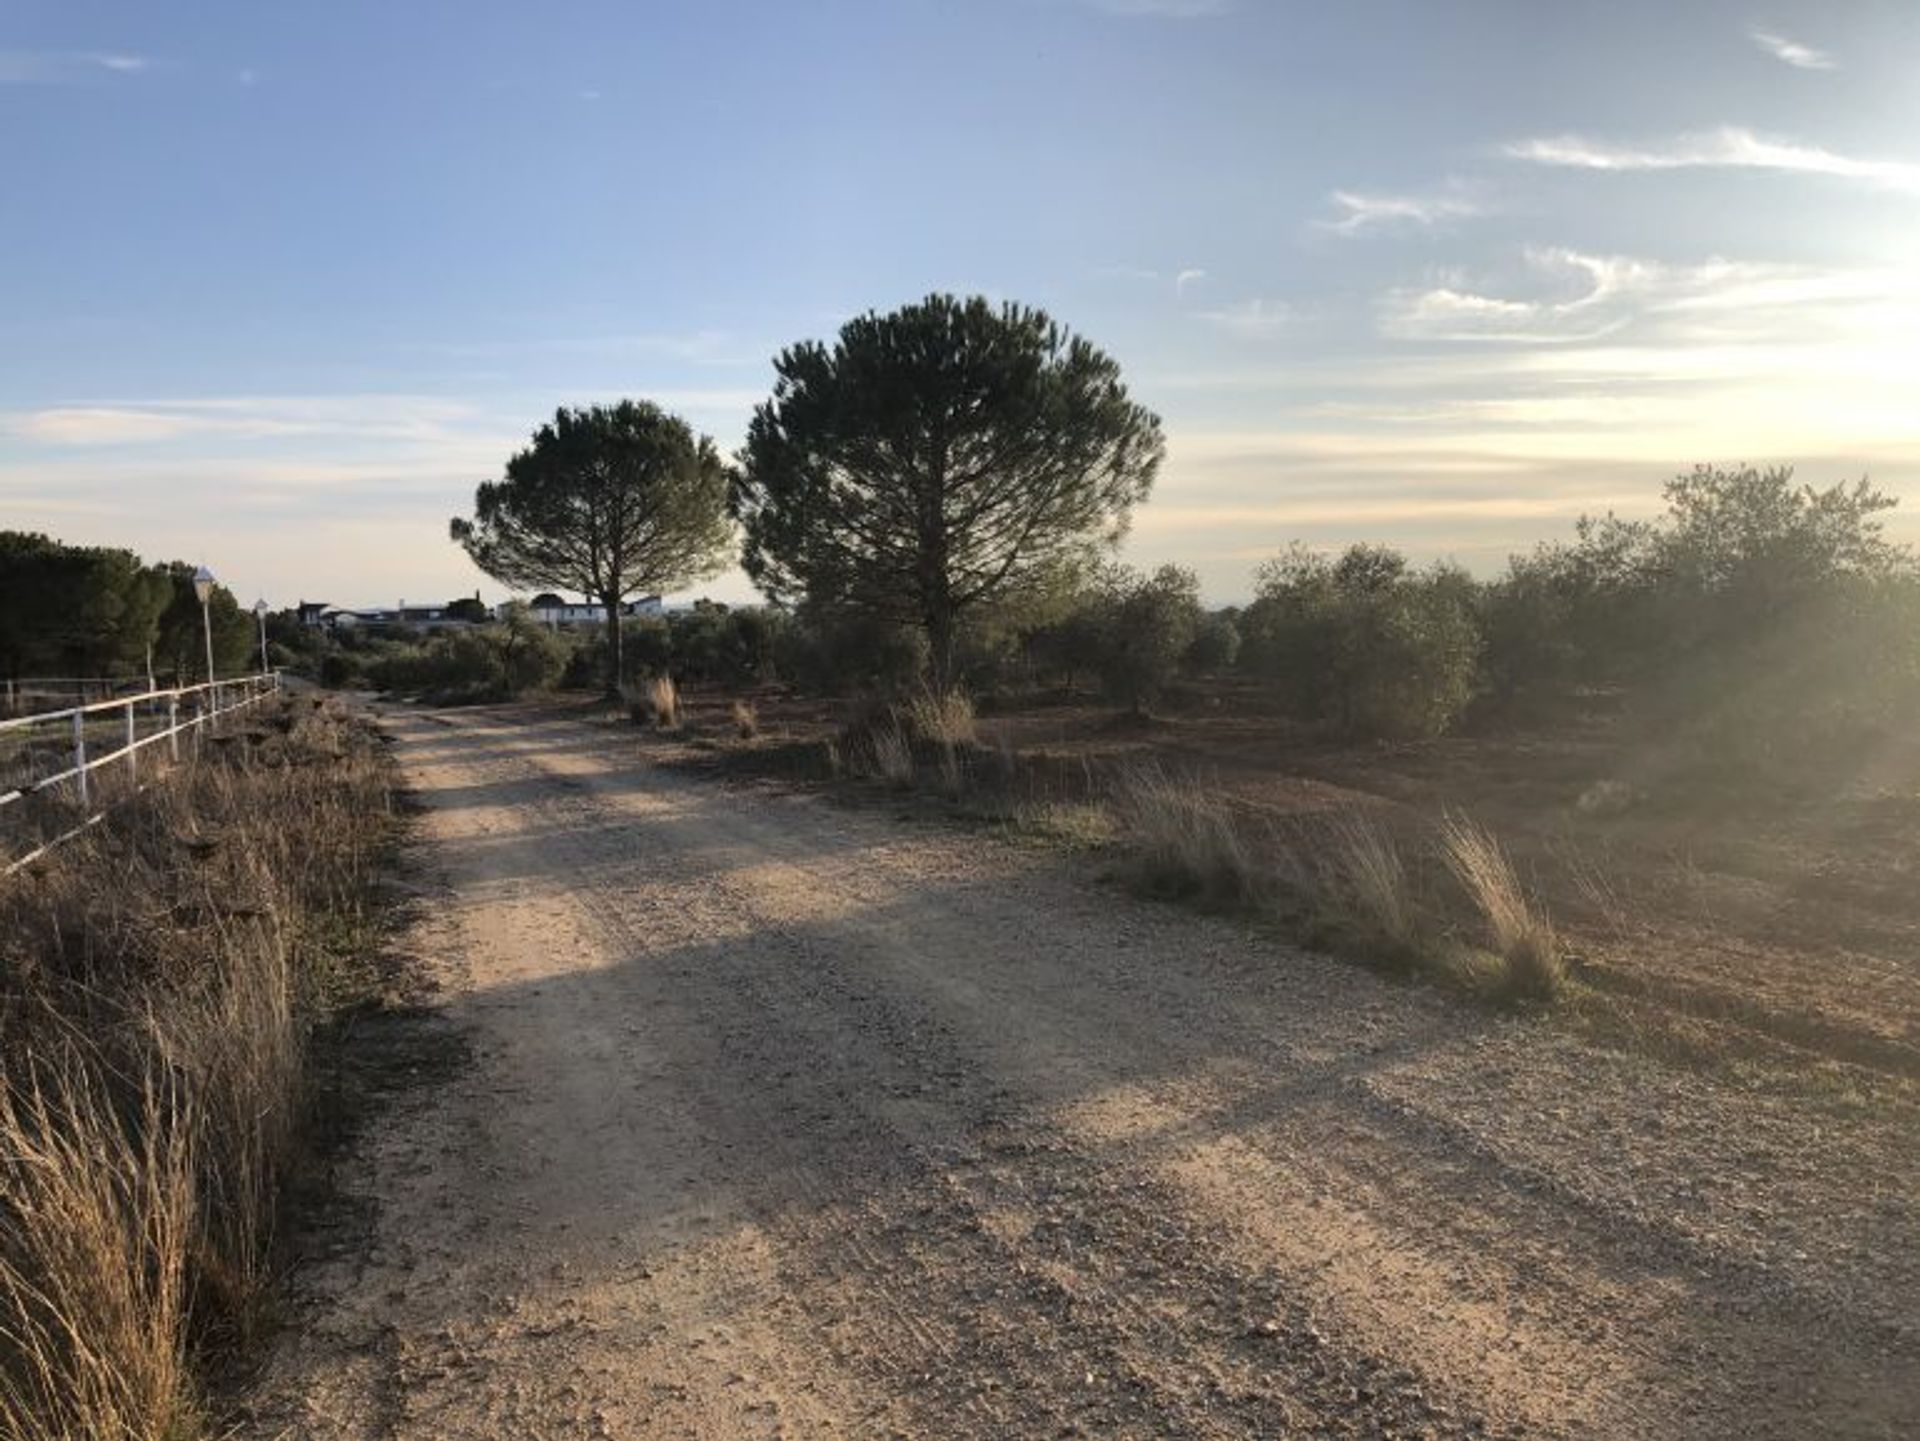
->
71, 709, 89, 811
168, 694, 180, 762
125, 699, 137, 787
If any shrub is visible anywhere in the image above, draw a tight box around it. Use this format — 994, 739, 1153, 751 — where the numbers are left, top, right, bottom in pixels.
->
1184, 611, 1241, 674
317, 651, 361, 689
1087, 565, 1203, 712
622, 616, 674, 680
494, 604, 569, 695
560, 635, 604, 689
1240, 544, 1481, 740
775, 609, 928, 696
1480, 466, 1920, 780
363, 611, 564, 703
1022, 607, 1106, 690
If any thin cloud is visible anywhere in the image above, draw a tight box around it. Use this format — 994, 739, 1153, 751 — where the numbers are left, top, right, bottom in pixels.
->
1196, 298, 1289, 338
1380, 249, 1920, 364
1323, 188, 1483, 235
1380, 249, 1649, 343
1175, 267, 1207, 296
0, 49, 154, 83
1505, 126, 1920, 193
1748, 27, 1836, 70
3, 395, 486, 447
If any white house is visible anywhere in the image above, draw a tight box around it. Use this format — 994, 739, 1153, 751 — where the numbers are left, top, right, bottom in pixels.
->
307, 597, 484, 632
526, 593, 665, 627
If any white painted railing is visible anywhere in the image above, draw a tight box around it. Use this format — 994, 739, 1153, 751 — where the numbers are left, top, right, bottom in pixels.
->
0, 674, 281, 874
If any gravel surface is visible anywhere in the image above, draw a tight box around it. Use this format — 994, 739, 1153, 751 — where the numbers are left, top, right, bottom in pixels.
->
241, 705, 1920, 1439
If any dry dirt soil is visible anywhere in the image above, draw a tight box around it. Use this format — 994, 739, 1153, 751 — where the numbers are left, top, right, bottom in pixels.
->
241, 704, 1918, 1440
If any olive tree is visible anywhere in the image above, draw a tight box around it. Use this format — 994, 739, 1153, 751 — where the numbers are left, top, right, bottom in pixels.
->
732, 294, 1164, 691
451, 401, 732, 693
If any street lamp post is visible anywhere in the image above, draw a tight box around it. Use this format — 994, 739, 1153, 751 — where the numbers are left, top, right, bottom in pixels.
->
254, 599, 271, 675
192, 566, 217, 690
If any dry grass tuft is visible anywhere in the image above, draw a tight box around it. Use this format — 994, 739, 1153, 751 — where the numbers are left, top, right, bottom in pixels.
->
730, 698, 760, 740
623, 675, 681, 730
861, 722, 915, 788
1441, 812, 1564, 1000
1111, 765, 1263, 908
1318, 812, 1424, 962
903, 689, 977, 748
1012, 800, 1116, 850
0, 697, 396, 1439
0, 1057, 198, 1441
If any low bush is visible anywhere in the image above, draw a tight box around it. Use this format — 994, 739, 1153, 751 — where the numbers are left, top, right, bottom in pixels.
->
363, 608, 566, 703
1239, 544, 1481, 741
1184, 611, 1241, 674
774, 609, 928, 696
1089, 566, 1203, 712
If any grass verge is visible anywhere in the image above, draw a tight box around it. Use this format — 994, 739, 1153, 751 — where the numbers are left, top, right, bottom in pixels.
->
0, 695, 400, 1440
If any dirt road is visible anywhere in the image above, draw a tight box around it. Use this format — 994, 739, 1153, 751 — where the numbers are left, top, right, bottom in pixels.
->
244, 706, 1918, 1439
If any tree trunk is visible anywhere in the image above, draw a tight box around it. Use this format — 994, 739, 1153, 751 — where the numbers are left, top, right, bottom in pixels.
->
927, 605, 957, 695
603, 595, 624, 699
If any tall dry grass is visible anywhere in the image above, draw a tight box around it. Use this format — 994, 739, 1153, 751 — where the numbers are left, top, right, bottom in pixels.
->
623, 675, 680, 729
1318, 812, 1422, 960
861, 722, 915, 788
902, 689, 977, 748
1110, 764, 1264, 908
0, 1056, 198, 1441
1102, 763, 1568, 1004
1441, 812, 1564, 999
0, 696, 395, 1440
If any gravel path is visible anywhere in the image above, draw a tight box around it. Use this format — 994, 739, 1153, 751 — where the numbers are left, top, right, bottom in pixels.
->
242, 705, 1919, 1439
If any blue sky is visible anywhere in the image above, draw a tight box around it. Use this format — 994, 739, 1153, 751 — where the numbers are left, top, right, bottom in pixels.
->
4, 0, 1918, 607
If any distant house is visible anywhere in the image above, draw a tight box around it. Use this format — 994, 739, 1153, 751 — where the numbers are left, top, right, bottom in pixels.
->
527, 594, 665, 627
317, 599, 483, 633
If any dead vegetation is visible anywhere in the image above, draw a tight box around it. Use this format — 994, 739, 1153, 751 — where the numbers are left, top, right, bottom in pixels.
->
623, 675, 681, 730
1108, 768, 1563, 1004
0, 696, 397, 1441
1110, 764, 1263, 910
597, 674, 1920, 1081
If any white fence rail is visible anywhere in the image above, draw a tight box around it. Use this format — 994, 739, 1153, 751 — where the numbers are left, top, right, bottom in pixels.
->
0, 674, 281, 875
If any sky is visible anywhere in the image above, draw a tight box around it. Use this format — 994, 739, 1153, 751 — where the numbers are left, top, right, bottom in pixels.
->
3, 0, 1918, 608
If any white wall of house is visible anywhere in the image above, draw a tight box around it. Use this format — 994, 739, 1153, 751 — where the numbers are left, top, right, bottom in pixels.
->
526, 597, 665, 626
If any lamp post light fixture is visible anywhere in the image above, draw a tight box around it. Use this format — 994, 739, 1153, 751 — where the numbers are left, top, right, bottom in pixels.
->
192, 565, 217, 687
254, 599, 271, 675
